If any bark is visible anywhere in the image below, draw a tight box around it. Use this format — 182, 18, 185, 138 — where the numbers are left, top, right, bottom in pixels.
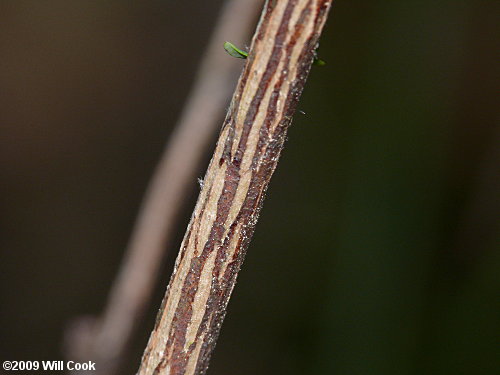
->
137, 1, 333, 374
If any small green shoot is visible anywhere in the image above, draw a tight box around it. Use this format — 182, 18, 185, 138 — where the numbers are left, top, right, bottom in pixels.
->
313, 58, 326, 66
223, 41, 248, 59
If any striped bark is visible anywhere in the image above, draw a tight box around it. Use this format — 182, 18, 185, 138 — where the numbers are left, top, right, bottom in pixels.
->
137, 1, 332, 374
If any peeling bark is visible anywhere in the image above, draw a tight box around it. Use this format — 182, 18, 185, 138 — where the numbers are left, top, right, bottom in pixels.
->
137, 1, 333, 374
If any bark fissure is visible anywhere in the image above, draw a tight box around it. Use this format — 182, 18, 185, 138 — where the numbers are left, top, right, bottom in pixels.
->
137, 1, 332, 374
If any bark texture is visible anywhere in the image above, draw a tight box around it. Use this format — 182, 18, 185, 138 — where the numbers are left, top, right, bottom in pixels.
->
137, 1, 332, 374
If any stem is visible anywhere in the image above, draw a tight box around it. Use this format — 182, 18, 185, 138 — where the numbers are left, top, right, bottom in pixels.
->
65, 1, 263, 374
137, 1, 332, 374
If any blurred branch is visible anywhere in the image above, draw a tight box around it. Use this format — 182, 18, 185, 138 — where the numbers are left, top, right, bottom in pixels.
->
65, 0, 263, 374
137, 1, 333, 374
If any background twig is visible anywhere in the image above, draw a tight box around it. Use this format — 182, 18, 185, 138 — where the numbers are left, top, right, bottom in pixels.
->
65, 1, 263, 374
138, 1, 333, 374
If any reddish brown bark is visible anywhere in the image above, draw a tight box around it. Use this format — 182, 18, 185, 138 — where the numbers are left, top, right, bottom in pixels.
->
138, 1, 333, 374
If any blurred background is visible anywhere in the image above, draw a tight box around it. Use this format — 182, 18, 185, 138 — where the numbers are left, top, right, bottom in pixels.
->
1, 1, 498, 374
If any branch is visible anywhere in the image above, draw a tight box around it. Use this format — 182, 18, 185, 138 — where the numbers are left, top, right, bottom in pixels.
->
65, 1, 263, 374
137, 1, 333, 374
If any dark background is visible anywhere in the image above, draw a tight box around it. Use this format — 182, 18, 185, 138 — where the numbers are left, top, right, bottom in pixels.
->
1, 1, 498, 374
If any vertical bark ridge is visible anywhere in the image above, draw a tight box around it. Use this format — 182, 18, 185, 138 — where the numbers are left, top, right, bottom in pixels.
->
138, 1, 332, 374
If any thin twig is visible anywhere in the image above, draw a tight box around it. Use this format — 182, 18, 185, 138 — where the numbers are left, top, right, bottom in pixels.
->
65, 1, 263, 374
137, 1, 333, 374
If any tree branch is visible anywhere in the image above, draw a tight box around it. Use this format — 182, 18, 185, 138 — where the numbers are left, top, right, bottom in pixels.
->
137, 1, 333, 374
65, 1, 263, 374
